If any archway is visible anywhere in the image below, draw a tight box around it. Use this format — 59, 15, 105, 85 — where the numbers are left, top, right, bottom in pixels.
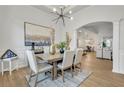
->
76, 21, 113, 70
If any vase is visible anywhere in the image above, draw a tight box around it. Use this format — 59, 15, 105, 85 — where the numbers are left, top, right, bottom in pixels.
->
49, 44, 56, 55
60, 48, 64, 54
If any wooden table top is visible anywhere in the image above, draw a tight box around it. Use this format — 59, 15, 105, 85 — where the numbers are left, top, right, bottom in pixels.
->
36, 53, 63, 63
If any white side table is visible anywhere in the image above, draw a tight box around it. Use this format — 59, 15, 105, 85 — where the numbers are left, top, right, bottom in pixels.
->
1, 57, 18, 76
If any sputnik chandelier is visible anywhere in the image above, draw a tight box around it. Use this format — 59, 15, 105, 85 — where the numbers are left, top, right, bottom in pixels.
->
51, 6, 73, 26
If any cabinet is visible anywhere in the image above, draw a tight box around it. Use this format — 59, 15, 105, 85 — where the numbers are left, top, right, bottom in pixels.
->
96, 49, 102, 58
96, 48, 112, 60
103, 49, 111, 59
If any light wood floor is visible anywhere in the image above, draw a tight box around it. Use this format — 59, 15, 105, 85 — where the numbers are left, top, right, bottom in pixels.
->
0, 52, 124, 87
81, 52, 124, 87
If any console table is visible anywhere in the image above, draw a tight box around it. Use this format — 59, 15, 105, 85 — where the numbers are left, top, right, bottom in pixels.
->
0, 57, 18, 76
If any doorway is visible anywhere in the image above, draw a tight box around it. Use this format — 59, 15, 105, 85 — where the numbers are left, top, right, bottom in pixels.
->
76, 21, 113, 67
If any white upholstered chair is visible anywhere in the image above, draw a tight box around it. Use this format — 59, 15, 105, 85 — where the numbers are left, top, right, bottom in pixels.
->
26, 50, 53, 87
73, 48, 83, 72
57, 50, 74, 82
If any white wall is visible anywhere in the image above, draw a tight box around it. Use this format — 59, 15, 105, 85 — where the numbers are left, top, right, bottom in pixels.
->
0, 6, 63, 68
97, 25, 113, 42
62, 6, 124, 74
78, 29, 98, 51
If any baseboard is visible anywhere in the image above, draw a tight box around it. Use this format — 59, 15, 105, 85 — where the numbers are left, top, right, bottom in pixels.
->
18, 63, 28, 69
119, 71, 124, 74
0, 62, 28, 73
112, 69, 124, 74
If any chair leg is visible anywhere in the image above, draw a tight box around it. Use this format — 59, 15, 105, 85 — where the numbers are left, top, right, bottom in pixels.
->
45, 72, 47, 75
71, 66, 73, 77
34, 74, 38, 87
51, 68, 54, 80
29, 70, 33, 82
61, 69, 65, 82
74, 65, 76, 72
26, 70, 33, 87
80, 63, 82, 72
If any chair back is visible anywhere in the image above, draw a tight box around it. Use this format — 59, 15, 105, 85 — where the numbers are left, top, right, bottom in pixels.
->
74, 48, 83, 64
26, 50, 38, 73
62, 50, 74, 68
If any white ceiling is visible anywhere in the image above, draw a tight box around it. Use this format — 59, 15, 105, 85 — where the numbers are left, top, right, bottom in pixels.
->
33, 5, 90, 15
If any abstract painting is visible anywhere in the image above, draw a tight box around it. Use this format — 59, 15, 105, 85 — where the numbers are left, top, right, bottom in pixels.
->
24, 22, 55, 46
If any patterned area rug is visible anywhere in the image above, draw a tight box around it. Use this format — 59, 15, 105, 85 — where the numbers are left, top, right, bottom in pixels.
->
26, 70, 92, 87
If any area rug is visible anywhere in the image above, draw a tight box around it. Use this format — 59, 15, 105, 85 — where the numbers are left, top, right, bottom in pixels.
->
26, 70, 92, 87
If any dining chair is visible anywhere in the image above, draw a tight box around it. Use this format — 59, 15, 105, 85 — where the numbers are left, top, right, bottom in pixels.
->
26, 50, 53, 87
73, 48, 83, 72
57, 50, 74, 82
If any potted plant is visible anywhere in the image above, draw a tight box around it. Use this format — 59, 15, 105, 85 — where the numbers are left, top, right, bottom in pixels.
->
56, 42, 67, 54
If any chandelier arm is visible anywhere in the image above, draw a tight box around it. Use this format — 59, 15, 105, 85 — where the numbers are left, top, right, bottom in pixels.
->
63, 15, 71, 19
52, 17, 60, 21
62, 16, 65, 26
56, 16, 61, 24
50, 11, 60, 15
61, 8, 63, 15
55, 11, 60, 15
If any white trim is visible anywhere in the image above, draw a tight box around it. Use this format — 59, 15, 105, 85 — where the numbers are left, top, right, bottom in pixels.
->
112, 69, 124, 74
112, 20, 124, 74
112, 21, 120, 73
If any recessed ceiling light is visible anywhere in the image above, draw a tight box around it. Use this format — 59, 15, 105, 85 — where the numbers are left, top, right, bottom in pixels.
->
69, 10, 72, 14
70, 17, 73, 20
53, 8, 57, 12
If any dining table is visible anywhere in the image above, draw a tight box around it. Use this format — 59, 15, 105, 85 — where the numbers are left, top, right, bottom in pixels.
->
36, 53, 63, 80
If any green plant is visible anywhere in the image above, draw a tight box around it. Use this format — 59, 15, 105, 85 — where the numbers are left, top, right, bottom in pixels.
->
56, 42, 67, 49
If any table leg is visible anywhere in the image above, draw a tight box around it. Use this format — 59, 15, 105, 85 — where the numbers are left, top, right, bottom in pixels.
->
1, 61, 4, 76
53, 62, 57, 80
9, 60, 12, 76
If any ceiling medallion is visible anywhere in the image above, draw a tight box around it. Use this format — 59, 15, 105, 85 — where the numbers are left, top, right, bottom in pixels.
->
51, 6, 73, 26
